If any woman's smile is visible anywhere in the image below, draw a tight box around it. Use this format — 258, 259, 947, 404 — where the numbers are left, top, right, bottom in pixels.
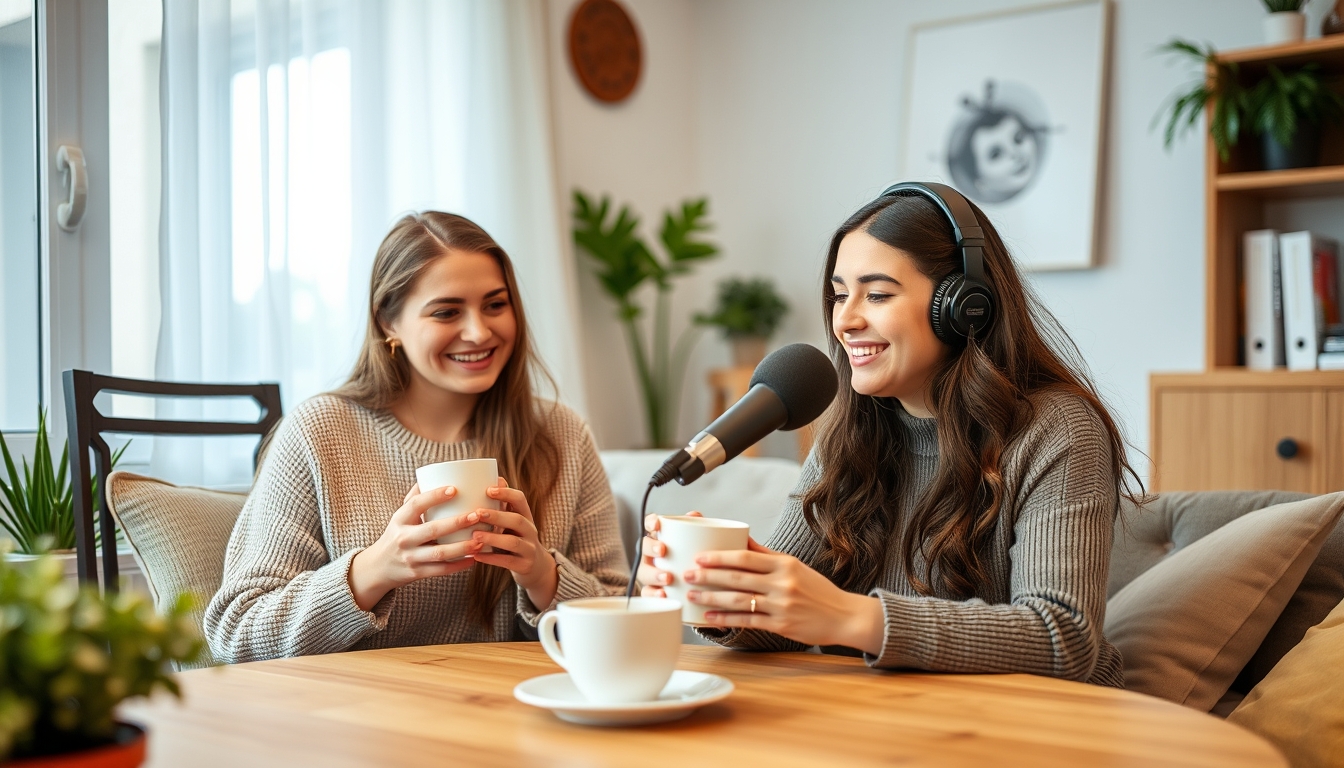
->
846, 342, 889, 367
447, 346, 497, 370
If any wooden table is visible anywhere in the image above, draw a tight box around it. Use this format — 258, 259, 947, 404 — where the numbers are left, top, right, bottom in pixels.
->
122, 643, 1285, 767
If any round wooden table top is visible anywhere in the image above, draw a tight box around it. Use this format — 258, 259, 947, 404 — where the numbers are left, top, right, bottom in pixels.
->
121, 643, 1284, 767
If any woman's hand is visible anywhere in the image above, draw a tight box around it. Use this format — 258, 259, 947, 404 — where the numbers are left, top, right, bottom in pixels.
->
686, 541, 886, 654
469, 478, 559, 611
635, 511, 702, 597
348, 484, 482, 612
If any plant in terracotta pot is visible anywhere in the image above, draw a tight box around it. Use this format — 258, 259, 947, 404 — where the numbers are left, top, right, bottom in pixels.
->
0, 550, 202, 766
696, 277, 790, 368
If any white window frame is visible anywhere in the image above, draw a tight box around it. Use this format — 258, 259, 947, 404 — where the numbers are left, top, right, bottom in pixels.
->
32, 0, 111, 452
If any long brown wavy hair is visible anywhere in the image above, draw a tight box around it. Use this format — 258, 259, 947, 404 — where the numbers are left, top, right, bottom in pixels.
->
801, 192, 1145, 599
333, 211, 558, 629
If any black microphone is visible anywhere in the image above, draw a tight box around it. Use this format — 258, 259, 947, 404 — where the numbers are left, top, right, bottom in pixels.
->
651, 343, 838, 487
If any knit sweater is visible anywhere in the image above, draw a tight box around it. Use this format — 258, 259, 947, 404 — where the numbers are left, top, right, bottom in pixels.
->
204, 395, 627, 663
701, 389, 1125, 687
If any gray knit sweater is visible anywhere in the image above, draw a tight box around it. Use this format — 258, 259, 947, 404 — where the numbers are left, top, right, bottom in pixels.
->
702, 389, 1125, 687
204, 395, 627, 663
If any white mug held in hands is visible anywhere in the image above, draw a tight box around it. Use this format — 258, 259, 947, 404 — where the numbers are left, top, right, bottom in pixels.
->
414, 458, 499, 553
654, 515, 749, 625
537, 597, 683, 704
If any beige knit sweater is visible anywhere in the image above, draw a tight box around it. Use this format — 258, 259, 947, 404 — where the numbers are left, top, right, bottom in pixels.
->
204, 395, 627, 663
700, 389, 1125, 687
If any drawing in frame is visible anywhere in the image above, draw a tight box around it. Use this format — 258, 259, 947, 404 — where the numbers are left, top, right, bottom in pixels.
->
899, 0, 1110, 271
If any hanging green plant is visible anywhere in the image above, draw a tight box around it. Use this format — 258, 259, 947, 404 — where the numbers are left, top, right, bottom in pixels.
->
1153, 39, 1250, 162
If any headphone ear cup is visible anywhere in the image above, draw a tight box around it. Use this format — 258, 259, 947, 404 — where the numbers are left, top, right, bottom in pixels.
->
929, 273, 963, 345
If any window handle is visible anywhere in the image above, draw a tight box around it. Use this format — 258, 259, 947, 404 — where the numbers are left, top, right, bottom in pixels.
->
56, 144, 87, 232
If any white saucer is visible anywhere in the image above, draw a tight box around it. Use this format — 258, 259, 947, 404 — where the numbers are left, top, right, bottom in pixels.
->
513, 670, 733, 726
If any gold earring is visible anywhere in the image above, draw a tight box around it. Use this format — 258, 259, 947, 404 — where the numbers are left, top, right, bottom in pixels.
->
385, 337, 399, 359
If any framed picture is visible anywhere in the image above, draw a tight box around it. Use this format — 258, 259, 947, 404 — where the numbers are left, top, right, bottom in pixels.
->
900, 0, 1110, 271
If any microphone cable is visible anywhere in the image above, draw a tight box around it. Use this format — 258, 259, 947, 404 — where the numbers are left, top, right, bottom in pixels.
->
625, 481, 656, 604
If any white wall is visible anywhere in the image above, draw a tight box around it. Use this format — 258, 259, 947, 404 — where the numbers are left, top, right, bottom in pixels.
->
548, 0, 1331, 473
546, 0, 702, 450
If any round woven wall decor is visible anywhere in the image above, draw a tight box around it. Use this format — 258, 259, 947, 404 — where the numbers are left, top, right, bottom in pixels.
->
568, 0, 642, 104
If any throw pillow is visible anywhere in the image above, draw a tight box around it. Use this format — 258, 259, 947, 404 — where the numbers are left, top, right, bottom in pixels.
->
1228, 596, 1344, 768
105, 471, 247, 669
1104, 492, 1344, 710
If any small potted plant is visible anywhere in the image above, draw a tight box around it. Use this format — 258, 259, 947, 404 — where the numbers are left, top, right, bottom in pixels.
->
1248, 63, 1344, 170
0, 550, 202, 766
0, 410, 127, 576
696, 277, 790, 368
1261, 0, 1306, 46
1154, 38, 1344, 170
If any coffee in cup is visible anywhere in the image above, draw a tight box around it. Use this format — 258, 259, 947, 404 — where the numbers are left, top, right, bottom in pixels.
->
653, 515, 750, 625
415, 458, 499, 551
537, 596, 683, 704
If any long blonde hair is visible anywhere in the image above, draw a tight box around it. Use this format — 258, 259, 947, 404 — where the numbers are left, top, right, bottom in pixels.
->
334, 211, 558, 629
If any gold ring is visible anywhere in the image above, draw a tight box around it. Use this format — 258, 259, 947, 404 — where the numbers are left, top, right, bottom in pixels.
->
750, 595, 757, 613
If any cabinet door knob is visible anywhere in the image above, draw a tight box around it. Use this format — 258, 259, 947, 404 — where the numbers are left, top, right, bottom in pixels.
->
1276, 438, 1299, 459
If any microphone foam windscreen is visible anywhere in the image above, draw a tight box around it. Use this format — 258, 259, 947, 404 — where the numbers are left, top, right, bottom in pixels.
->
749, 343, 839, 430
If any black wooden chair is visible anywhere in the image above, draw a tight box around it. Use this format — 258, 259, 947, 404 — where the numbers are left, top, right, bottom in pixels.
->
63, 369, 282, 592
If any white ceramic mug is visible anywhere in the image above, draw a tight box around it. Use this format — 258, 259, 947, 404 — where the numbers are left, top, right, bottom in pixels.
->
653, 515, 750, 626
537, 596, 683, 704
415, 458, 499, 551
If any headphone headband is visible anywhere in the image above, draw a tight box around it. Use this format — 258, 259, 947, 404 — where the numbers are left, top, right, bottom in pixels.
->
878, 181, 986, 284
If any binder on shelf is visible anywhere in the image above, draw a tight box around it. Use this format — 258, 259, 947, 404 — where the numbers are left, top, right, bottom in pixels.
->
1244, 229, 1285, 371
1319, 351, 1344, 371
1280, 231, 1342, 371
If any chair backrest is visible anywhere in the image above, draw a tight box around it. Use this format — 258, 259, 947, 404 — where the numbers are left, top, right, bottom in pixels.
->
63, 369, 282, 592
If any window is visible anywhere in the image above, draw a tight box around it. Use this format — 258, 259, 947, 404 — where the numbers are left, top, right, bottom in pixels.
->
0, 1, 38, 432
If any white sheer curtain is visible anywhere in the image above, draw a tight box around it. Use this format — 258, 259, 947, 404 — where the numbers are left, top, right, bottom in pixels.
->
156, 0, 584, 486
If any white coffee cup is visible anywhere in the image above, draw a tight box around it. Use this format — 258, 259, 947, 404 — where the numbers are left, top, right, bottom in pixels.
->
414, 458, 499, 550
537, 596, 683, 704
653, 515, 750, 626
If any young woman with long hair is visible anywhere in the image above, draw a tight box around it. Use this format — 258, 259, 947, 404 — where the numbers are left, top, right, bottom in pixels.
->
638, 184, 1143, 685
206, 212, 627, 662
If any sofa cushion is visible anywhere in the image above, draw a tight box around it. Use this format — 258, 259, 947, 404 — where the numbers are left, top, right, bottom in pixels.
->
1228, 596, 1344, 767
1104, 492, 1344, 710
105, 471, 247, 669
1111, 490, 1344, 692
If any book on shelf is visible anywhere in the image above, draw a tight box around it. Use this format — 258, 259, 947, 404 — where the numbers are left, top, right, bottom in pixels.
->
1244, 229, 1285, 370
1320, 351, 1344, 370
1280, 231, 1342, 371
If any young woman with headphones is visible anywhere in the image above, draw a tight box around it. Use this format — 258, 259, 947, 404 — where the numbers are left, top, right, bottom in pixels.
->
638, 183, 1144, 685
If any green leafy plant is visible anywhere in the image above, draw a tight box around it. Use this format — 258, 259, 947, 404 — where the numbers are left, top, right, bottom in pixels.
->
1155, 38, 1344, 164
572, 190, 720, 448
1247, 63, 1344, 148
0, 410, 127, 554
1261, 0, 1304, 12
1153, 39, 1250, 162
696, 277, 789, 340
0, 550, 202, 759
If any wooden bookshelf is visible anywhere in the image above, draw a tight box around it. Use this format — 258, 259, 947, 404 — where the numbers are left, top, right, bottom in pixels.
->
1151, 37, 1344, 493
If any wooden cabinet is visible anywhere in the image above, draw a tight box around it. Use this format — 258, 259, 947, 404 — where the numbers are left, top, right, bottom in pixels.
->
1150, 371, 1344, 493
1149, 37, 1344, 493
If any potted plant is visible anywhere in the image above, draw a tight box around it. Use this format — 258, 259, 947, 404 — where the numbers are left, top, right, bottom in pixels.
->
1248, 63, 1344, 170
1154, 38, 1344, 170
572, 190, 720, 448
1261, 0, 1306, 46
0, 550, 202, 766
0, 410, 127, 575
696, 277, 790, 368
